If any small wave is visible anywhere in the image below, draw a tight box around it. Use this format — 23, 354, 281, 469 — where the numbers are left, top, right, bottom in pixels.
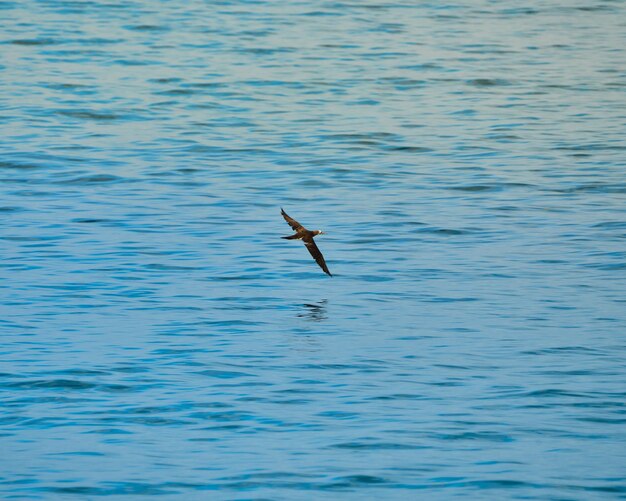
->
467, 78, 512, 87
143, 263, 204, 271
593, 221, 626, 229
434, 431, 514, 442
57, 110, 122, 121
198, 320, 262, 327
450, 183, 533, 192
197, 370, 255, 379
332, 441, 425, 450
51, 368, 110, 376
8, 38, 57, 46
126, 24, 169, 32
418, 227, 469, 236
549, 184, 626, 194
57, 174, 126, 184
72, 218, 113, 223
330, 474, 388, 485
516, 389, 594, 399
585, 262, 626, 271
241, 47, 296, 55
0, 160, 42, 170
522, 346, 601, 355
154, 88, 198, 96
7, 379, 95, 390
47, 483, 174, 496
577, 417, 626, 424
1, 233, 62, 241
384, 145, 433, 152
5, 379, 134, 393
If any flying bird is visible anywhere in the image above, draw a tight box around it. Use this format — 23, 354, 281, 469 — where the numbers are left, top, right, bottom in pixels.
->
280, 208, 332, 276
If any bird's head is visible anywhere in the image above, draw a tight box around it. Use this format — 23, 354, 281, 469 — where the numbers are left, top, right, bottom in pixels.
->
314, 230, 325, 236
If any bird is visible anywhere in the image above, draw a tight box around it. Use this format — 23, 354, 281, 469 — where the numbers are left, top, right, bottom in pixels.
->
280, 208, 332, 276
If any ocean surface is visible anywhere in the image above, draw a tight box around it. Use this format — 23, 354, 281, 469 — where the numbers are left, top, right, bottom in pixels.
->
1, 0, 625, 499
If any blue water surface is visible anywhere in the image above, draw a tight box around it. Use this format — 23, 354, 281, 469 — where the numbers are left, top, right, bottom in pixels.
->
1, 0, 626, 499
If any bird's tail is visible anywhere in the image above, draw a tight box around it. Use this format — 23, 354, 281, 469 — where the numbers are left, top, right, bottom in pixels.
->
281, 234, 300, 240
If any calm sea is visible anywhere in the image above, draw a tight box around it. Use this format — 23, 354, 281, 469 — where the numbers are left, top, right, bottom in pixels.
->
1, 0, 625, 499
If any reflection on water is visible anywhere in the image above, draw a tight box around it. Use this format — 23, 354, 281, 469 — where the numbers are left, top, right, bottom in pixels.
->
297, 299, 328, 322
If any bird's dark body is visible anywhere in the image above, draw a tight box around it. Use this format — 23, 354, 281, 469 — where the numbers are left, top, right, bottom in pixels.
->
280, 208, 332, 276
281, 229, 322, 241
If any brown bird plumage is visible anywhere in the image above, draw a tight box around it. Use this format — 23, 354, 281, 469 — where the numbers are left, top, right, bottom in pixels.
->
280, 208, 332, 276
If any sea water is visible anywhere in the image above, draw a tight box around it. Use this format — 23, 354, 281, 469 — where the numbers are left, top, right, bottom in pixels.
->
1, 1, 625, 499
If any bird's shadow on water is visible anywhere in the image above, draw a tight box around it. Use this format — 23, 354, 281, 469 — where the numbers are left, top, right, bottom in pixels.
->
297, 299, 328, 322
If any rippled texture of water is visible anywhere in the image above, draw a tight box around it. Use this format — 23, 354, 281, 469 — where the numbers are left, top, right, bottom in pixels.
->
2, 0, 626, 498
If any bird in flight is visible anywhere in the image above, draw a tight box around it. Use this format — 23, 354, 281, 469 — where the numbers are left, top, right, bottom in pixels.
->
280, 208, 332, 276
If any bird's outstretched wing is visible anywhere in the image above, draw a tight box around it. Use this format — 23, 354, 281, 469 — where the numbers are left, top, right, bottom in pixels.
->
281, 208, 304, 232
304, 237, 332, 276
